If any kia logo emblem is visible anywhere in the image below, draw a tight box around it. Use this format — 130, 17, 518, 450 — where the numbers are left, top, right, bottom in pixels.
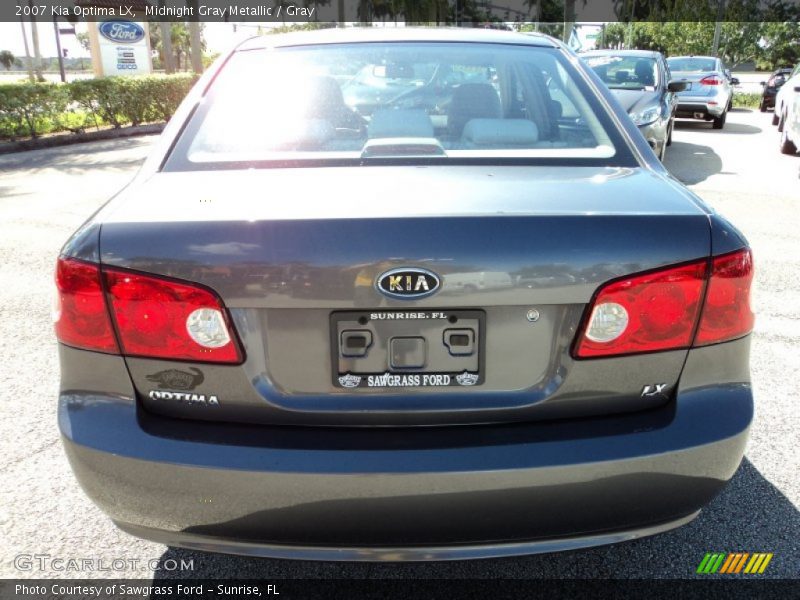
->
376, 268, 440, 300
99, 21, 145, 44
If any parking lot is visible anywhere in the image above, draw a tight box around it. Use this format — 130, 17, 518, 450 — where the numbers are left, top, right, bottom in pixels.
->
0, 108, 798, 579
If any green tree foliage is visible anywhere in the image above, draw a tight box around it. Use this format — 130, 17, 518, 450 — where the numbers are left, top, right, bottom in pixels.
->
75, 32, 90, 53
148, 23, 206, 71
267, 22, 337, 35
0, 50, 15, 71
348, 0, 511, 25
757, 21, 800, 69
602, 22, 716, 56
599, 20, 798, 69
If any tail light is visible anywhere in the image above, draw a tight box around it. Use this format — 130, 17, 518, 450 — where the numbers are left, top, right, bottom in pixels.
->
574, 248, 753, 359
574, 261, 707, 358
694, 250, 754, 346
54, 258, 119, 353
55, 258, 242, 364
700, 76, 723, 86
104, 268, 242, 363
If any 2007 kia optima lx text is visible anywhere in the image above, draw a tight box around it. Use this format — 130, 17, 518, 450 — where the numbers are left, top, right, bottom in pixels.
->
56, 29, 754, 561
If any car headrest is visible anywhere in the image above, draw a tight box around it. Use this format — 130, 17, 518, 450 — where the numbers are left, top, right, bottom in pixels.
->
304, 76, 347, 118
615, 70, 630, 83
368, 109, 434, 139
461, 119, 539, 148
634, 60, 655, 85
448, 83, 502, 138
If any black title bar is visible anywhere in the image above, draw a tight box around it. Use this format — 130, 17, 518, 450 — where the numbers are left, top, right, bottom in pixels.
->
5, 0, 800, 23
1, 579, 798, 600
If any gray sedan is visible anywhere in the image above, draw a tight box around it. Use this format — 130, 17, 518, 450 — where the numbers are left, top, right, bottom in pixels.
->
56, 28, 754, 561
582, 49, 686, 160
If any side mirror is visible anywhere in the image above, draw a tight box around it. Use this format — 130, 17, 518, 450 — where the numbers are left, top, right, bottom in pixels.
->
794, 86, 800, 92
760, 81, 766, 86
731, 77, 740, 85
667, 80, 688, 92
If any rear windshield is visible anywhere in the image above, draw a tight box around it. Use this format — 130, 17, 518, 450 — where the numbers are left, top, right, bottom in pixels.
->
167, 42, 629, 169
584, 54, 659, 90
667, 57, 716, 72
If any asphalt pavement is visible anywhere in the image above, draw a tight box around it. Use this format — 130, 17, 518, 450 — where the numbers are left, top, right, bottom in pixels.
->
0, 110, 798, 580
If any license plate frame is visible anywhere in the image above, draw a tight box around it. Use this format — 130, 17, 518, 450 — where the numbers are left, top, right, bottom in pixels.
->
330, 309, 486, 389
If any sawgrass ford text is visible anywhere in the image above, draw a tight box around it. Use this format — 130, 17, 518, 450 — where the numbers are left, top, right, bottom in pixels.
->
15, 584, 271, 596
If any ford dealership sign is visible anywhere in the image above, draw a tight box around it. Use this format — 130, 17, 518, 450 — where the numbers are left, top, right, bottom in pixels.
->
99, 21, 145, 44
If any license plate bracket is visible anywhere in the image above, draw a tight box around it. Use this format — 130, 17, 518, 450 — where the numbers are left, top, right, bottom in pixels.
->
330, 310, 485, 389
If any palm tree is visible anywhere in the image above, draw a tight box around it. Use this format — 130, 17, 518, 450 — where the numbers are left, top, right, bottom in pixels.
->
27, 1, 44, 81
0, 50, 15, 71
18, 14, 35, 82
151, 23, 191, 71
168, 24, 203, 71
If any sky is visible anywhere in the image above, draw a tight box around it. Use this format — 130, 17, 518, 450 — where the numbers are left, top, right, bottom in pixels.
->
0, 22, 267, 59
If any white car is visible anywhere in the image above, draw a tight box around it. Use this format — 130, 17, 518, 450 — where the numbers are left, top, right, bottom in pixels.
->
773, 62, 800, 130
780, 80, 800, 155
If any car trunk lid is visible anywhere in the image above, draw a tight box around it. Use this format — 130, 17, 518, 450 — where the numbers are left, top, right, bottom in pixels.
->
99, 166, 711, 426
672, 71, 720, 97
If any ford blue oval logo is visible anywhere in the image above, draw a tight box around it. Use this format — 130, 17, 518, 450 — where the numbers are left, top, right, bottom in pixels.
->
376, 268, 440, 300
99, 21, 145, 44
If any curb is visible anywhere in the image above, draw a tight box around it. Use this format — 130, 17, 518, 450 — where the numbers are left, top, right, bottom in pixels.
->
0, 123, 165, 155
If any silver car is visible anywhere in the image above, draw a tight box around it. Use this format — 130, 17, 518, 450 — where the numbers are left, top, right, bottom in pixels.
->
667, 55, 735, 129
57, 29, 754, 561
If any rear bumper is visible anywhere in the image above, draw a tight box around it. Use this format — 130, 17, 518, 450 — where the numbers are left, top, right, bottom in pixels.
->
675, 99, 727, 118
116, 513, 699, 561
60, 382, 752, 560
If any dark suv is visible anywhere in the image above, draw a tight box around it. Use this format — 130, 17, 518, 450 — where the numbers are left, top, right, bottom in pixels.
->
760, 68, 793, 112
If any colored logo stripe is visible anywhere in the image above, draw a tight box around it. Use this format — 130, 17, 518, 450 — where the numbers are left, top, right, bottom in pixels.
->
744, 553, 773, 574
698, 552, 773, 574
697, 553, 725, 573
719, 553, 749, 573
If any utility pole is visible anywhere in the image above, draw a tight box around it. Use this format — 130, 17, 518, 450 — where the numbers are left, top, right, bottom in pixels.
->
53, 20, 66, 82
189, 21, 202, 73
160, 22, 175, 73
338, 0, 345, 27
562, 0, 575, 44
28, 1, 44, 81
711, 0, 725, 57
625, 0, 636, 49
18, 15, 35, 82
